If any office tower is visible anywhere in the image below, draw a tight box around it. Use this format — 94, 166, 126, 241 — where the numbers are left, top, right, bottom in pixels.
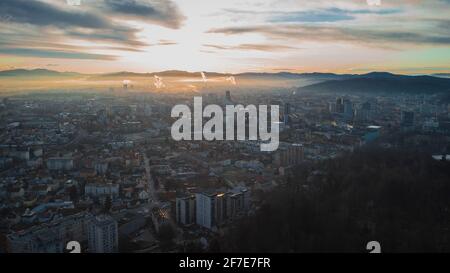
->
88, 215, 118, 253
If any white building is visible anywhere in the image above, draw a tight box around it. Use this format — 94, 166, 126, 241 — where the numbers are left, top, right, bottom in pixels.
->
85, 183, 119, 198
88, 215, 118, 253
47, 157, 73, 171
196, 192, 227, 230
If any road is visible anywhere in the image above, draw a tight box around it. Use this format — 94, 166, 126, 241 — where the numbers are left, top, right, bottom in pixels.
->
143, 153, 158, 205
142, 152, 181, 241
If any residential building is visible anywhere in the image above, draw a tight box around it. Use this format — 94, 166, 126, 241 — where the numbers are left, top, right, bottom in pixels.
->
88, 215, 118, 253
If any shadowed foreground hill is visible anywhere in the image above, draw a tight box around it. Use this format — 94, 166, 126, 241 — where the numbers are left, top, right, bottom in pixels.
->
299, 73, 450, 94
219, 148, 450, 252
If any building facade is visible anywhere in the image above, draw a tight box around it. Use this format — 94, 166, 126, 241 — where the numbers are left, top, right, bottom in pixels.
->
87, 215, 118, 253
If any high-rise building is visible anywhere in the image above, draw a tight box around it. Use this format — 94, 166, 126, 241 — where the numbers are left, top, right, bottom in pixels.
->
343, 98, 354, 119
225, 90, 231, 101
362, 101, 371, 111
358, 101, 372, 121
274, 143, 304, 167
284, 103, 291, 125
226, 187, 250, 220
143, 104, 152, 117
88, 215, 118, 253
196, 192, 216, 230
176, 194, 196, 226
224, 90, 234, 105
328, 102, 336, 113
401, 111, 415, 127
336, 97, 345, 113
196, 192, 227, 230
191, 187, 251, 229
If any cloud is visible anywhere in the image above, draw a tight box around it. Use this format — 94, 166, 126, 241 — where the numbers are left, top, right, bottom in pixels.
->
0, 47, 116, 60
223, 7, 401, 24
0, 0, 144, 53
0, 0, 186, 60
0, 0, 111, 29
366, 0, 382, 6
208, 22, 450, 47
102, 0, 186, 29
269, 8, 401, 23
155, 39, 177, 46
65, 28, 147, 47
269, 9, 354, 23
0, 33, 143, 53
204, 43, 298, 52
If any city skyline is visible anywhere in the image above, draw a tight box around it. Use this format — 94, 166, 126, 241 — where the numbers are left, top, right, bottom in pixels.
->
0, 0, 449, 74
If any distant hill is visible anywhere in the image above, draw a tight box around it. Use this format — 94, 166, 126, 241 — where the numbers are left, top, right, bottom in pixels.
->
3, 69, 450, 95
0, 69, 81, 77
236, 72, 348, 81
433, 73, 450, 78
99, 70, 227, 78
298, 73, 450, 94
0, 68, 349, 80
98, 71, 146, 77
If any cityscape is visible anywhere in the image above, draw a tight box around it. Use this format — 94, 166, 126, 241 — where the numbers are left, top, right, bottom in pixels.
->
0, 0, 450, 255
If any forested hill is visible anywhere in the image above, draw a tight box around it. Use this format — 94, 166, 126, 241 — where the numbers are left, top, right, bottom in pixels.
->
298, 73, 450, 95
218, 147, 450, 252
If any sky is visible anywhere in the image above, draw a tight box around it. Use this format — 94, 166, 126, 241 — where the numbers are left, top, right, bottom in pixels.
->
0, 0, 449, 74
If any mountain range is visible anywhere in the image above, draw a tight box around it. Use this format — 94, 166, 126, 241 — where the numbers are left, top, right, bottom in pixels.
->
1, 69, 450, 94
0, 69, 81, 77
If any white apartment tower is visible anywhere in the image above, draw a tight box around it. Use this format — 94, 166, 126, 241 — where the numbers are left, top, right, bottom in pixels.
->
88, 215, 118, 253
195, 192, 227, 230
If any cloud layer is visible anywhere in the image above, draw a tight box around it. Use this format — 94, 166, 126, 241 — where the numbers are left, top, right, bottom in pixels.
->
208, 21, 450, 47
0, 0, 449, 73
0, 0, 185, 60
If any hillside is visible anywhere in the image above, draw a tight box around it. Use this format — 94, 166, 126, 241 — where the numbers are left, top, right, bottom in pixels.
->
219, 147, 450, 252
298, 73, 450, 94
